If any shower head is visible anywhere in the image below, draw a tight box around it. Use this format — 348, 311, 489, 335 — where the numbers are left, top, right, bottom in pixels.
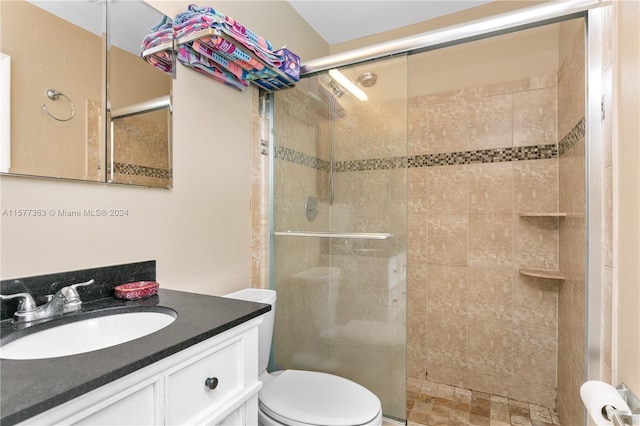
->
355, 72, 378, 88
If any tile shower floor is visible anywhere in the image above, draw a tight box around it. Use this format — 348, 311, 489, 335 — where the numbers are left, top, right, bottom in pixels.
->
406, 379, 561, 426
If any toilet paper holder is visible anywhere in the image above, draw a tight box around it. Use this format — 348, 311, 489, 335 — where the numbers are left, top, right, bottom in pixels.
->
605, 384, 640, 426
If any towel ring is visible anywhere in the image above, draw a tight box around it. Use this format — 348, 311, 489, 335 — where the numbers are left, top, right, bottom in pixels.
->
41, 89, 75, 122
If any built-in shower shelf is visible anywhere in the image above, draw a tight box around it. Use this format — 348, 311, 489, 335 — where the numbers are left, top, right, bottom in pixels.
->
519, 212, 567, 217
519, 268, 566, 280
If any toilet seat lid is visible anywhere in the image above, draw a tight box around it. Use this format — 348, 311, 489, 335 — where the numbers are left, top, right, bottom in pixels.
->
260, 370, 381, 426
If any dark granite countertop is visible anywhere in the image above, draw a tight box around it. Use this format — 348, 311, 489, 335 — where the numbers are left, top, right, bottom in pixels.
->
0, 288, 270, 425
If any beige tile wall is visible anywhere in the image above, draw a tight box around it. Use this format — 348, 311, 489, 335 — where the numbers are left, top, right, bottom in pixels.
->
407, 75, 561, 409
556, 22, 587, 426
111, 109, 171, 188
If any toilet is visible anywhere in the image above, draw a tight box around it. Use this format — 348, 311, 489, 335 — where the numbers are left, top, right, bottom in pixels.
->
224, 288, 383, 426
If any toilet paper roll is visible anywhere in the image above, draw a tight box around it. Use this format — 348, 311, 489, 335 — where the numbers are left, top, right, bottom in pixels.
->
580, 380, 631, 426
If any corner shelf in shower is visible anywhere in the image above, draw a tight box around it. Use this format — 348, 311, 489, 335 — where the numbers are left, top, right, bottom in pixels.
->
519, 268, 566, 280
517, 213, 566, 281
175, 28, 297, 92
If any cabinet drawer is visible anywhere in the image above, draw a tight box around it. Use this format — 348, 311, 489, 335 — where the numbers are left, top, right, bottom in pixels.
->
167, 339, 243, 424
73, 383, 158, 425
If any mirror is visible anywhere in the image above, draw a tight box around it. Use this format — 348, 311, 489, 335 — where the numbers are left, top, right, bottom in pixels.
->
0, 0, 173, 188
0, 0, 106, 181
108, 1, 172, 188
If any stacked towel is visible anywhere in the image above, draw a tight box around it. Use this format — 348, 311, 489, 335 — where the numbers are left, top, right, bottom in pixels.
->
140, 16, 174, 75
140, 4, 300, 90
177, 44, 248, 91
172, 4, 286, 89
173, 5, 282, 68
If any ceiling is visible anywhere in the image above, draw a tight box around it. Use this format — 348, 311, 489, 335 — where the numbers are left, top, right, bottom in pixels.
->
29, 1, 494, 54
286, 1, 493, 44
28, 0, 168, 56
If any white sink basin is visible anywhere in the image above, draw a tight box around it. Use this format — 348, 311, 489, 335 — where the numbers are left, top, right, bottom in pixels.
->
0, 310, 176, 360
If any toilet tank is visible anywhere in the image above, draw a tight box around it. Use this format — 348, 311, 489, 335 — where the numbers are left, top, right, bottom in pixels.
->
223, 288, 276, 375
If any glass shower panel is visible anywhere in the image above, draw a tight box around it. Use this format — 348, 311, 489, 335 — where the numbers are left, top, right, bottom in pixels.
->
271, 55, 408, 420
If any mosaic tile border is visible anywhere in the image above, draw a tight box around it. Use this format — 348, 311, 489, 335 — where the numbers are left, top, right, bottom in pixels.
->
113, 162, 172, 180
273, 118, 585, 172
558, 117, 586, 156
407, 144, 558, 168
274, 145, 329, 170
336, 157, 407, 172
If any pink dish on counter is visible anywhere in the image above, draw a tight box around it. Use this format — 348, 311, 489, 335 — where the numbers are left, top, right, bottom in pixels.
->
114, 281, 159, 300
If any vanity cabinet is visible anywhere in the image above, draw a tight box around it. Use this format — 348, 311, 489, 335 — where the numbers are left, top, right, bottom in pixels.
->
18, 317, 262, 426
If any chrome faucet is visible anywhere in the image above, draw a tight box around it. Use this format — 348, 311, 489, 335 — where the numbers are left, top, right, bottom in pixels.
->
0, 279, 94, 324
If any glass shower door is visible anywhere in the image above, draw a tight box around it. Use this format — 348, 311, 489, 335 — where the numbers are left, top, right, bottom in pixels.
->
270, 55, 408, 420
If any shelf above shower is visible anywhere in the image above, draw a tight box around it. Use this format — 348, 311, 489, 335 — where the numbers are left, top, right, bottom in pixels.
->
175, 28, 298, 92
519, 268, 566, 280
274, 231, 394, 240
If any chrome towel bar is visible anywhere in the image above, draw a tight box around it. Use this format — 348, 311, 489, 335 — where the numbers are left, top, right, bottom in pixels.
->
274, 231, 393, 240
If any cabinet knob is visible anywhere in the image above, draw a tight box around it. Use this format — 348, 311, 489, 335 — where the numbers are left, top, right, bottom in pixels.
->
205, 377, 219, 390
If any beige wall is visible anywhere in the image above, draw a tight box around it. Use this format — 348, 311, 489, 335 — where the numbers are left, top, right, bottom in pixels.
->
0, 1, 328, 297
615, 0, 640, 393
408, 24, 560, 97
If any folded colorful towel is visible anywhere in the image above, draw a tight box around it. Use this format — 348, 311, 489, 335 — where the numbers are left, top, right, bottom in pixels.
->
140, 4, 299, 90
192, 40, 249, 80
144, 50, 173, 74
177, 45, 248, 91
173, 5, 283, 68
140, 15, 173, 52
140, 15, 175, 75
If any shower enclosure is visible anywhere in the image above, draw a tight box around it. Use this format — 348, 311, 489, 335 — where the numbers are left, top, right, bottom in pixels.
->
268, 2, 604, 424
269, 56, 409, 420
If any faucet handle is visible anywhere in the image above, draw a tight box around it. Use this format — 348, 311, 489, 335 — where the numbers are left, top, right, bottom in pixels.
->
70, 279, 95, 292
0, 293, 37, 313
61, 279, 95, 302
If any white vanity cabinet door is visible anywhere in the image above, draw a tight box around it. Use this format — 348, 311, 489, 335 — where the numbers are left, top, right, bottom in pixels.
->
72, 382, 160, 425
218, 405, 244, 426
17, 317, 262, 426
17, 373, 164, 426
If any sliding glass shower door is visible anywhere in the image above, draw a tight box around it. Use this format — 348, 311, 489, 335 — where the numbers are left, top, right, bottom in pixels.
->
270, 55, 408, 420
